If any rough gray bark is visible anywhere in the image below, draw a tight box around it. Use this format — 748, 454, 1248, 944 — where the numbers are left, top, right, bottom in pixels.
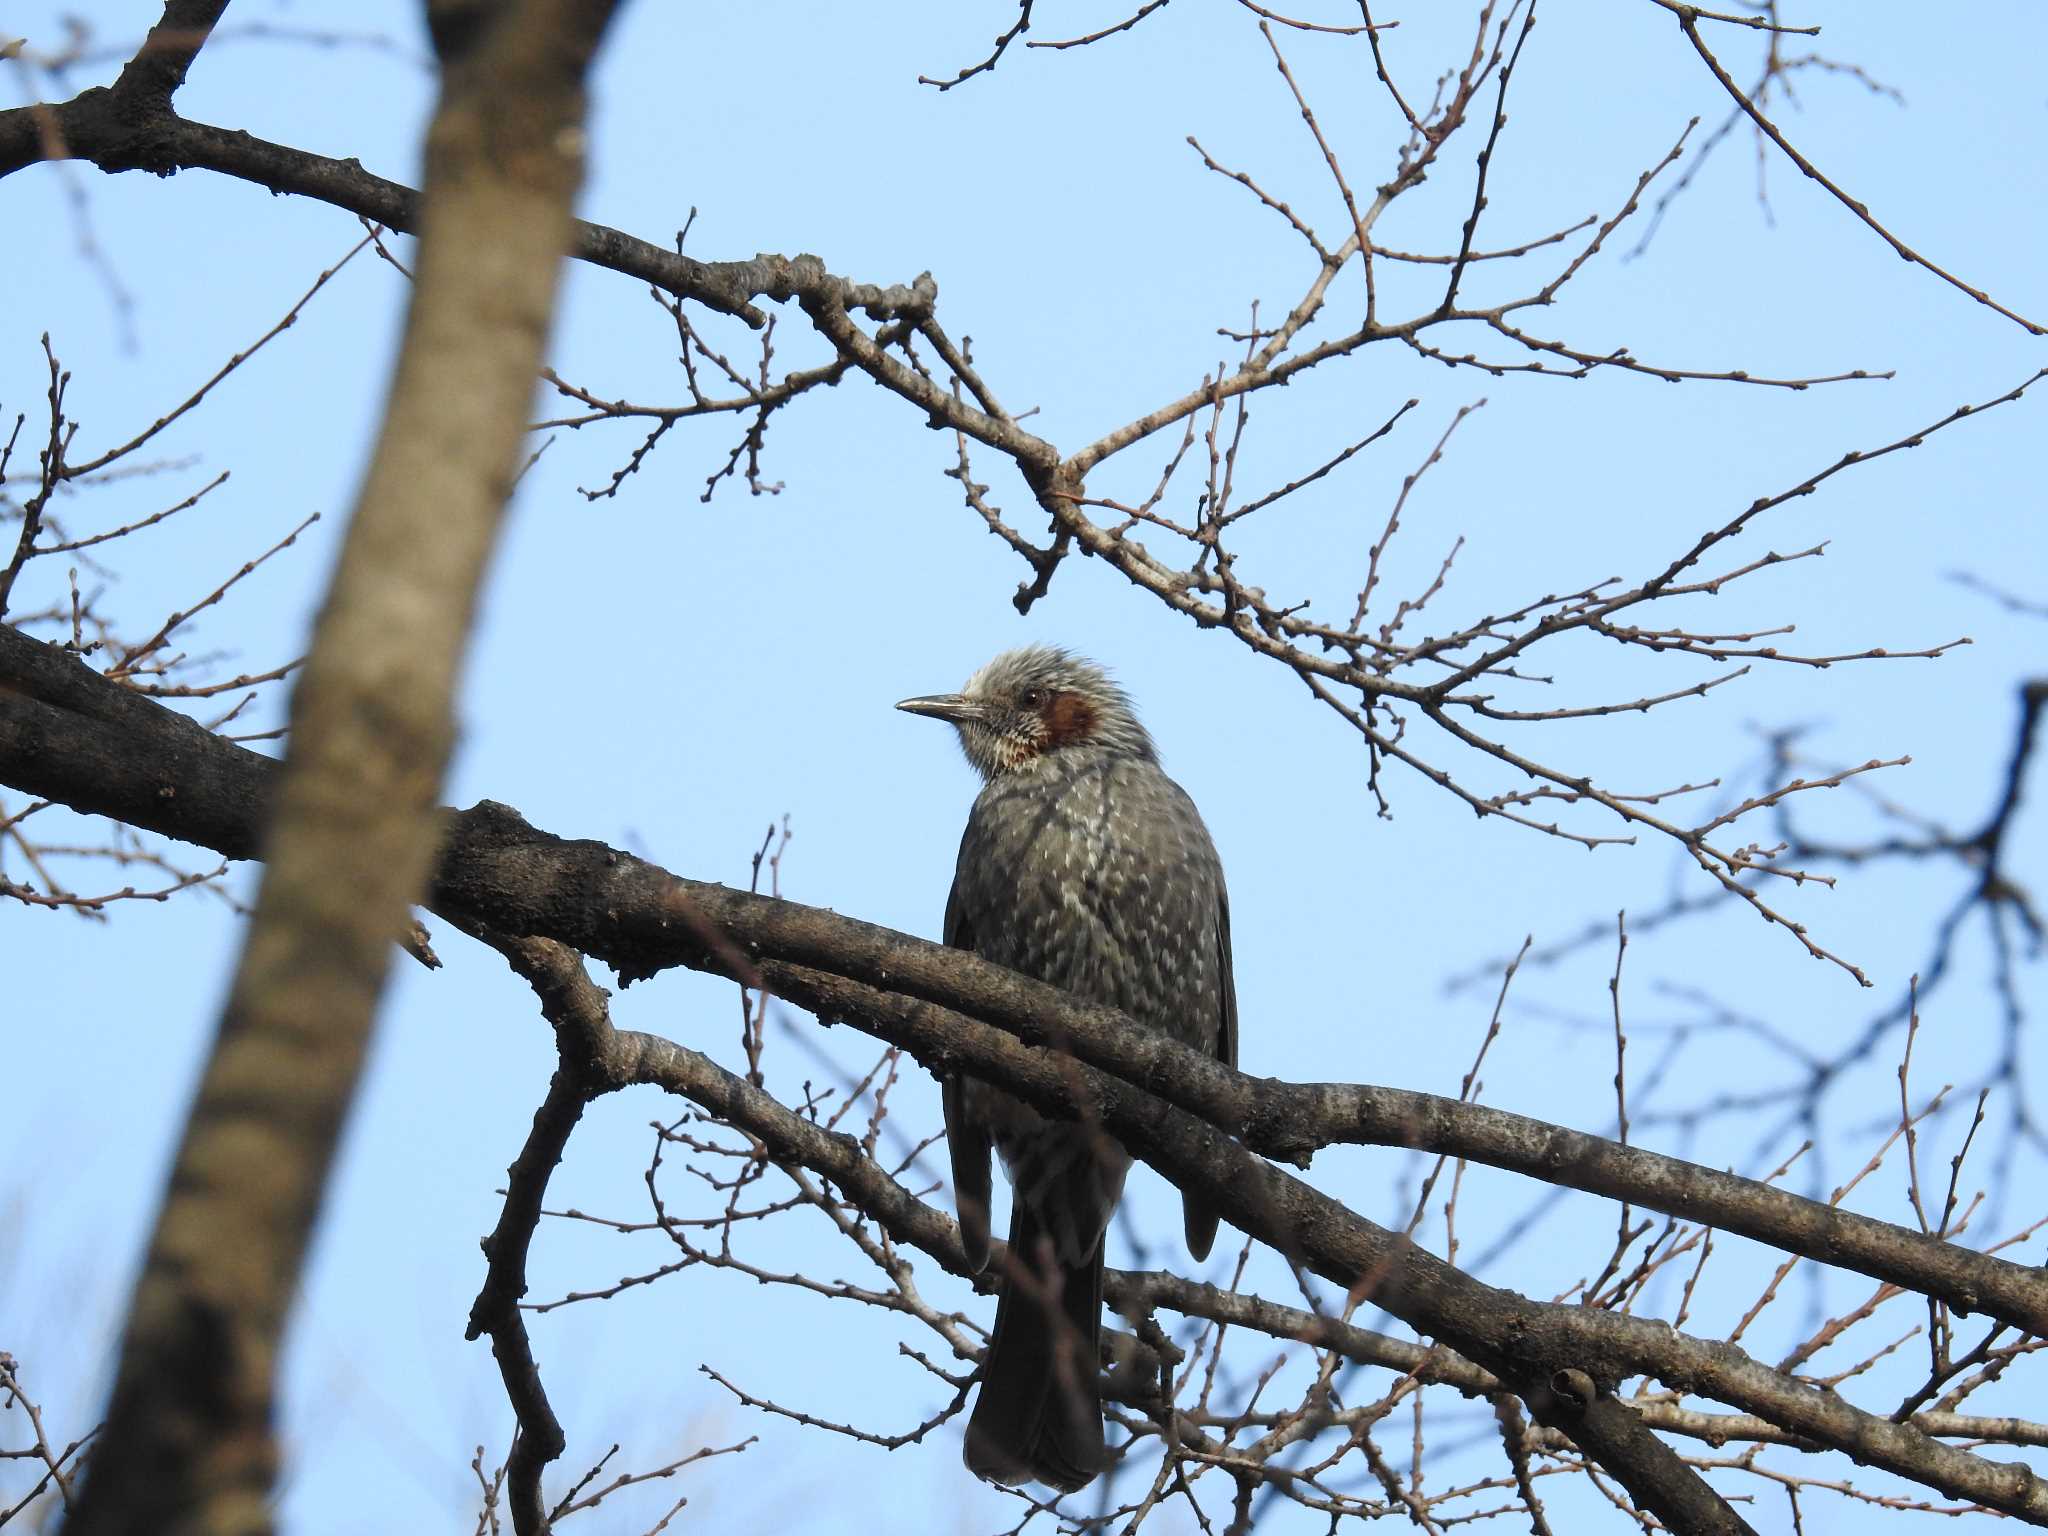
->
62, 3, 622, 1532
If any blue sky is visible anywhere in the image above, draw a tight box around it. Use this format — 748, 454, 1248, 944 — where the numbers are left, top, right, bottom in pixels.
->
4, 3, 2045, 1531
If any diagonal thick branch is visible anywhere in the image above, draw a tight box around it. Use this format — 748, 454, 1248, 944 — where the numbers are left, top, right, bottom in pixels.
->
2, 619, 2043, 1346
460, 920, 2044, 1526
8, 613, 2048, 1514
462, 931, 1753, 1530
8, 635, 2048, 1516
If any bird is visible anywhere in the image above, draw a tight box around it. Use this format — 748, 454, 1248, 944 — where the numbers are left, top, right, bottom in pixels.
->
897, 645, 1238, 1492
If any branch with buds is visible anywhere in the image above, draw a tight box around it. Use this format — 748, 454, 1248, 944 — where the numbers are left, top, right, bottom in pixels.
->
7, 1, 2032, 984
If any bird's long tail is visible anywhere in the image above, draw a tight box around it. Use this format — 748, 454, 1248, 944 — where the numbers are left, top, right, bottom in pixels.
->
964, 1199, 1106, 1492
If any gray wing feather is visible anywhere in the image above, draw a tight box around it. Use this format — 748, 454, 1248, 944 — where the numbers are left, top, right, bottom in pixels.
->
1181, 882, 1236, 1261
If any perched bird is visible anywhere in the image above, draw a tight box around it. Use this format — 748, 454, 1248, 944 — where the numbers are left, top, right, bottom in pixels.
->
898, 646, 1238, 1492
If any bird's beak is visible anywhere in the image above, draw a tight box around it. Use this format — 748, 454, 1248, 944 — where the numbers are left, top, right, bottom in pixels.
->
896, 692, 983, 724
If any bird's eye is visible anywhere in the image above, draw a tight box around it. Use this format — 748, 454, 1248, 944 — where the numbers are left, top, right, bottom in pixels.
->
1018, 687, 1047, 709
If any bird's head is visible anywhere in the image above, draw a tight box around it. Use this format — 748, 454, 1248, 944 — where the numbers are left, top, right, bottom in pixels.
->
897, 645, 1155, 781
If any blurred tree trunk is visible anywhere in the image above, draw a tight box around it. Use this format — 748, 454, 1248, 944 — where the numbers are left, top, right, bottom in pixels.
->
67, 4, 622, 1532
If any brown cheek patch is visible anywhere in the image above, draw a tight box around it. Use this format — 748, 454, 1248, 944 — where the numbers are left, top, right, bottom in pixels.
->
1042, 691, 1097, 747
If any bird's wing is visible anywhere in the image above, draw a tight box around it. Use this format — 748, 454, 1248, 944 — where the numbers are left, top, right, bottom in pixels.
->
1216, 882, 1239, 1073
944, 875, 995, 1273
1182, 881, 1238, 1262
